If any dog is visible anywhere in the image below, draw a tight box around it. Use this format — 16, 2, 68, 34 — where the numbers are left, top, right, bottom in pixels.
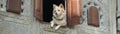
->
50, 3, 67, 30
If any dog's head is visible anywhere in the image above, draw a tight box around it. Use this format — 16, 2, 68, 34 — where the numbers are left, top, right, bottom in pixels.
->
53, 4, 65, 17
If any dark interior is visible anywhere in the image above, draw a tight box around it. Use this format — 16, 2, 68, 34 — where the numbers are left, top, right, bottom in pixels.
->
43, 0, 65, 22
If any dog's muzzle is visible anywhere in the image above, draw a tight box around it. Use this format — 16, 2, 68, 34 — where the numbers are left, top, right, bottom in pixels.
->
55, 13, 58, 15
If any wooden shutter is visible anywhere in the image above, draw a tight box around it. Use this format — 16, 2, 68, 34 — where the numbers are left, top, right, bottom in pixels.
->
88, 6, 99, 27
34, 0, 43, 20
66, 0, 82, 26
7, 0, 21, 14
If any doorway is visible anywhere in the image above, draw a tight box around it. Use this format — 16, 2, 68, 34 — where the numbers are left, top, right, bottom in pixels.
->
43, 0, 65, 22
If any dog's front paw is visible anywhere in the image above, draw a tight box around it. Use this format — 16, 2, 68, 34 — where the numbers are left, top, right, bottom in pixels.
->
50, 21, 54, 28
55, 25, 61, 30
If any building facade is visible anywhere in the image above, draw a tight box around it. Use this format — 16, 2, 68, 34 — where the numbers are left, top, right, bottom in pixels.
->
0, 0, 118, 34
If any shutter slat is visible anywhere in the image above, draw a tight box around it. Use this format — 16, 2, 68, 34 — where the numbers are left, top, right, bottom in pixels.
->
34, 0, 43, 20
88, 6, 99, 27
66, 0, 82, 26
7, 0, 21, 14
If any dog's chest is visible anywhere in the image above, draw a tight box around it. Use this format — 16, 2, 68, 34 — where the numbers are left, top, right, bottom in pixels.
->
53, 16, 65, 21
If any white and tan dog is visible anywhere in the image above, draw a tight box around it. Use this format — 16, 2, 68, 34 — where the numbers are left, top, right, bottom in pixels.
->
50, 4, 67, 30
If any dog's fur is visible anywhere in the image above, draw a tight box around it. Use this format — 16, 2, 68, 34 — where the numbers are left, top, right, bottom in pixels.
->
50, 4, 67, 30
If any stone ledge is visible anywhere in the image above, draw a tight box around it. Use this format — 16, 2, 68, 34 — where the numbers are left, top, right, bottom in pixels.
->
0, 11, 35, 20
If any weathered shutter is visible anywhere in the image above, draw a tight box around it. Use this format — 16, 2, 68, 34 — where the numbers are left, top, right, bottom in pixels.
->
88, 6, 99, 27
7, 0, 21, 14
66, 0, 82, 26
34, 0, 43, 20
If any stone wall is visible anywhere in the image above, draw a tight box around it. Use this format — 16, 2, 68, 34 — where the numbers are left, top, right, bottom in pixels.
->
0, 0, 117, 34
82, 0, 116, 34
117, 0, 120, 31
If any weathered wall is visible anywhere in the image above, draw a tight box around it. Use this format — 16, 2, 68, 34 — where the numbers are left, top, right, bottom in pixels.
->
81, 0, 116, 34
0, 0, 117, 34
0, 0, 7, 11
0, 0, 40, 34
117, 0, 120, 31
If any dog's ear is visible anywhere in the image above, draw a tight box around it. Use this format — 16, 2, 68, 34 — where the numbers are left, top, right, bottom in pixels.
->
53, 4, 57, 8
59, 4, 64, 8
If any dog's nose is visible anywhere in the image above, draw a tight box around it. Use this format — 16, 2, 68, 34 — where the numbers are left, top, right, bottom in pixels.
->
55, 13, 57, 15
